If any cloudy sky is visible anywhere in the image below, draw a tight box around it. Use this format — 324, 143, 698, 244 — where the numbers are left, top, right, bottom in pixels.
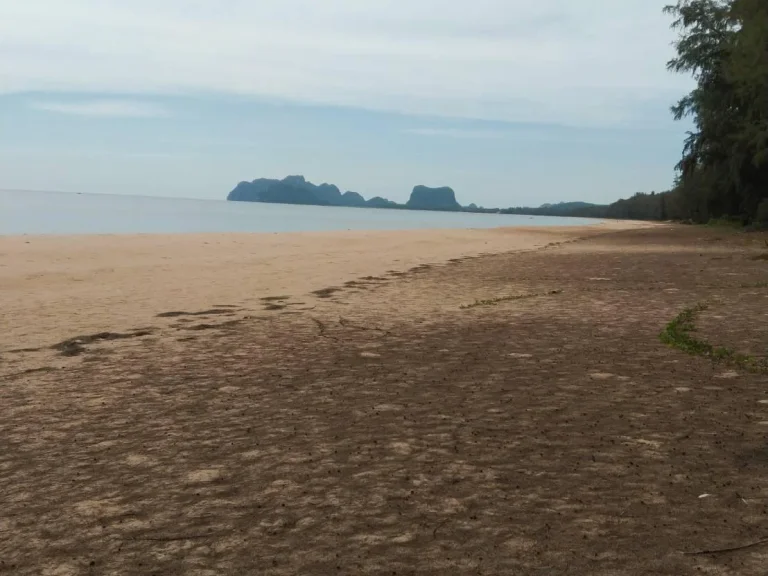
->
0, 0, 692, 206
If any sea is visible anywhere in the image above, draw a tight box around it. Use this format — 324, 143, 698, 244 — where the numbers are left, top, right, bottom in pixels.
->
0, 189, 600, 235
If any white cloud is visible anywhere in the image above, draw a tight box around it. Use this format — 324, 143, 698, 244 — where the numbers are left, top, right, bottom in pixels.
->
30, 99, 167, 118
405, 128, 505, 139
0, 0, 690, 126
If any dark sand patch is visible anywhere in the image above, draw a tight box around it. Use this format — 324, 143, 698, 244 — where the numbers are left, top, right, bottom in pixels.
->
156, 309, 237, 318
51, 330, 154, 357
312, 287, 342, 299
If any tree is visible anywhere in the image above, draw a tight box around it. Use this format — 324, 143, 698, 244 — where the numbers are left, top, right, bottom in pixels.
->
664, 0, 768, 223
726, 0, 768, 217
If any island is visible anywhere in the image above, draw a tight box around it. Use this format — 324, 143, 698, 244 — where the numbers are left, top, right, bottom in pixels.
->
227, 176, 465, 211
405, 185, 461, 211
227, 174, 677, 222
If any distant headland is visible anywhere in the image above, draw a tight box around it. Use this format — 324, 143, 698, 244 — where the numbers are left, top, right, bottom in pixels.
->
227, 175, 463, 212
227, 175, 593, 215
227, 175, 672, 221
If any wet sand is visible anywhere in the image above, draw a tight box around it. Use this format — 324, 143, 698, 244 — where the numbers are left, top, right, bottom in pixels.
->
2, 223, 768, 575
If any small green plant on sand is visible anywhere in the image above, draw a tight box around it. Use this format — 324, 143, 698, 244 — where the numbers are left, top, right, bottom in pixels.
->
659, 303, 766, 373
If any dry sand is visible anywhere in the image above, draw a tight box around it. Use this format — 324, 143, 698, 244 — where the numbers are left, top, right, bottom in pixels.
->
2, 223, 768, 575
0, 221, 637, 352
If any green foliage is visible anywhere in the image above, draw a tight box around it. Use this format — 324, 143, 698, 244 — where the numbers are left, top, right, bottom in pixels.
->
757, 199, 768, 224
706, 215, 745, 227
660, 303, 767, 372
500, 193, 683, 221
664, 0, 768, 224
659, 303, 715, 355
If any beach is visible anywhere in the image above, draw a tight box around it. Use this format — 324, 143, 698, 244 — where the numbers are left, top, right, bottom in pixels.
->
2, 223, 768, 575
0, 222, 631, 356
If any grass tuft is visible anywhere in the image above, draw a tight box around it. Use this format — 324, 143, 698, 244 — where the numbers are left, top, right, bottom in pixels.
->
659, 303, 766, 373
659, 304, 714, 355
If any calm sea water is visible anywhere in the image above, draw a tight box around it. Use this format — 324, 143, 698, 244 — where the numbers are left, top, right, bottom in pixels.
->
0, 189, 600, 235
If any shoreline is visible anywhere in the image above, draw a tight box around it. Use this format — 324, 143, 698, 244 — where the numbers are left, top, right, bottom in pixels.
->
0, 219, 611, 239
2, 188, 615, 235
2, 187, 610, 218
0, 222, 646, 354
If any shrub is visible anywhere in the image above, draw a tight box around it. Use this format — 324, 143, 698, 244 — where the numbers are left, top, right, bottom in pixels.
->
757, 199, 768, 226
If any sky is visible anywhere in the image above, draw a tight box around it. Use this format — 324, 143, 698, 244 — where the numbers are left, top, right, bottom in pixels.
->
0, 0, 694, 207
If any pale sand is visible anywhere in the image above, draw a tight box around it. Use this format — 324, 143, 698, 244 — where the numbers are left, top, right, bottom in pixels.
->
0, 222, 642, 351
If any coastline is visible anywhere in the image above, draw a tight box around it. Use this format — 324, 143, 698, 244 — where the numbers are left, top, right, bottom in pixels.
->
1, 188, 608, 235
0, 222, 643, 354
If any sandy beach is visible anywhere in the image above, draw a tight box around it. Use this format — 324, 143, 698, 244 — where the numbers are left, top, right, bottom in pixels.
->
1, 222, 632, 354
2, 223, 768, 575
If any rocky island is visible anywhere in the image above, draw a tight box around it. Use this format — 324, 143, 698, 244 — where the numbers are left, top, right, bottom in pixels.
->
227, 176, 463, 211
405, 185, 461, 211
226, 175, 613, 216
